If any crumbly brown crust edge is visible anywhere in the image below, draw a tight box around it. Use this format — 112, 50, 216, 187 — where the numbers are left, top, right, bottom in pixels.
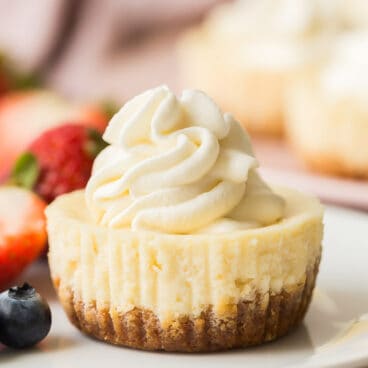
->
53, 258, 320, 352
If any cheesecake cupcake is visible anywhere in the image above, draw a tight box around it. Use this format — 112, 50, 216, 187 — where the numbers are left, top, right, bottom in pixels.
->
178, 0, 337, 136
47, 86, 323, 352
285, 31, 368, 178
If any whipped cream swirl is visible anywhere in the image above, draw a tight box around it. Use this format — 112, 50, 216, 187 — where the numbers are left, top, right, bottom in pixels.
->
86, 86, 284, 234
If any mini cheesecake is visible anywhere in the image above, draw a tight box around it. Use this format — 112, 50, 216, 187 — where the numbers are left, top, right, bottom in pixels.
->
285, 32, 368, 178
47, 85, 323, 352
47, 187, 322, 351
178, 0, 336, 136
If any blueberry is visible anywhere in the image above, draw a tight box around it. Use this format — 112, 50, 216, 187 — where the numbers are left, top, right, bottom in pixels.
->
0, 283, 51, 349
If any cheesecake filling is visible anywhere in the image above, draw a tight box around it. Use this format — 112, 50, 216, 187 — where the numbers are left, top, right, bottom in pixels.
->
86, 86, 284, 234
48, 188, 323, 322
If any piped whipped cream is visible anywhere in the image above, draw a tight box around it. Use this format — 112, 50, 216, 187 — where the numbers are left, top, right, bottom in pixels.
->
86, 86, 284, 234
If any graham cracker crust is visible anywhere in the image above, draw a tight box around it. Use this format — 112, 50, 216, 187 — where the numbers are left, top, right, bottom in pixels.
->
53, 257, 320, 352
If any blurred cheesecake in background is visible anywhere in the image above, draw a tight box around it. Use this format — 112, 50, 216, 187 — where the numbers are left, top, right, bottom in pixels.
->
285, 31, 368, 178
178, 0, 368, 137
178, 0, 336, 136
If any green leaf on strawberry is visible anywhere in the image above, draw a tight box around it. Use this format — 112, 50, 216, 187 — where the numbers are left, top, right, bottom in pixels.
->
10, 153, 39, 189
9, 124, 108, 203
85, 128, 108, 158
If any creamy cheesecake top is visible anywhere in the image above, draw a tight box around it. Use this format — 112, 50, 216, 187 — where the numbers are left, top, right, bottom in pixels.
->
85, 86, 284, 234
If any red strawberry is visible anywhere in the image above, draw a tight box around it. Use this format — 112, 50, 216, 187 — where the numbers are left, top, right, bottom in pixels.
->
0, 90, 109, 178
11, 124, 107, 203
0, 186, 47, 291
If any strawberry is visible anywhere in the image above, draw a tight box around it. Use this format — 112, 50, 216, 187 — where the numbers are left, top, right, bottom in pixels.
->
0, 186, 47, 291
0, 90, 109, 178
10, 124, 107, 203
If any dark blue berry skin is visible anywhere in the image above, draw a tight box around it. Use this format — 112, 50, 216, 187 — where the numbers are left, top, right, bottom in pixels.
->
0, 283, 51, 349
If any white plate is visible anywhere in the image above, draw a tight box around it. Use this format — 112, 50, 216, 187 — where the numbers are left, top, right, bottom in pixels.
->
1, 205, 368, 368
